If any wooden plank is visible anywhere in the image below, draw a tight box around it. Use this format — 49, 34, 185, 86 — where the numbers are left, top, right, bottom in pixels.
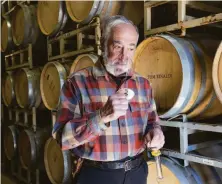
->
20, 52, 24, 64
145, 13, 222, 36
159, 120, 222, 133
77, 32, 83, 50
48, 22, 98, 44
186, 15, 222, 29
178, 1, 186, 22
48, 47, 95, 61
82, 34, 95, 40
144, 1, 171, 8
162, 149, 222, 168
60, 38, 65, 55
144, 7, 151, 32
51, 111, 57, 127
6, 63, 29, 70
2, 6, 17, 17
186, 1, 222, 14
188, 140, 222, 152
5, 47, 28, 57
95, 23, 102, 56
28, 44, 33, 69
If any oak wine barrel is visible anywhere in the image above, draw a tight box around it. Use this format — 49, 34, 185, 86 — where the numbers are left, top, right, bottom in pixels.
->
40, 61, 71, 110
134, 35, 222, 119
148, 152, 222, 184
186, 39, 222, 119
212, 42, 222, 104
194, 144, 222, 183
37, 1, 70, 36
12, 4, 39, 46
119, 1, 144, 25
44, 138, 72, 184
187, 91, 222, 119
70, 53, 98, 74
65, 1, 143, 25
4, 125, 19, 160
2, 71, 17, 107
65, 1, 121, 24
147, 157, 196, 184
15, 68, 42, 108
1, 16, 14, 52
18, 128, 50, 170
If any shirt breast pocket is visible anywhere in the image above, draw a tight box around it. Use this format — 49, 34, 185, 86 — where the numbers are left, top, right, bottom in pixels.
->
129, 102, 150, 112
128, 102, 150, 133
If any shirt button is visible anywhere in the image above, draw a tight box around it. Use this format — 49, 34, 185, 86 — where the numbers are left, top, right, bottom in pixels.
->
121, 122, 125, 127
122, 140, 127, 144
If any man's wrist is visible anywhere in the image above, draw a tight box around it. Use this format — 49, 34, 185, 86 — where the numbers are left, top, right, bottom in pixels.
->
98, 110, 110, 128
99, 109, 105, 122
153, 123, 162, 130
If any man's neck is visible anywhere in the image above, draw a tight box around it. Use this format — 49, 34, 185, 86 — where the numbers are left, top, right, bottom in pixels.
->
109, 72, 127, 79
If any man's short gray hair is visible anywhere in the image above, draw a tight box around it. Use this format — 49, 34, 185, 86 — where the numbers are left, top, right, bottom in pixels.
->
101, 15, 139, 47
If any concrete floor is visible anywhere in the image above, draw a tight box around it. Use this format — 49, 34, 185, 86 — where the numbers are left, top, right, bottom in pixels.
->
1, 173, 17, 184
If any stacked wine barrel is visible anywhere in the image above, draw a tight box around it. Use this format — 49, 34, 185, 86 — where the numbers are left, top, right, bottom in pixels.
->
40, 54, 99, 183
2, 1, 222, 184
213, 42, 222, 105
1, 2, 51, 183
40, 54, 98, 110
133, 35, 222, 120
36, 1, 144, 37
1, 16, 14, 52
134, 35, 222, 183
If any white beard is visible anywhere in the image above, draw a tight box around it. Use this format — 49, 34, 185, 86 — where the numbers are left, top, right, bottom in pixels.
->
102, 53, 131, 76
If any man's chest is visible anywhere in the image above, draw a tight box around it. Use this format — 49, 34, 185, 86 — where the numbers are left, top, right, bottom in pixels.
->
76, 79, 152, 115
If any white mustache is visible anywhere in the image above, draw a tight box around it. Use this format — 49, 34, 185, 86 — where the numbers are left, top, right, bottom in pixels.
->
106, 62, 129, 68
107, 59, 131, 65
108, 63, 127, 66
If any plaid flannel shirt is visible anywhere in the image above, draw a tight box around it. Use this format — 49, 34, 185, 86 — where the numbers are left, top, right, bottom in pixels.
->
52, 60, 160, 161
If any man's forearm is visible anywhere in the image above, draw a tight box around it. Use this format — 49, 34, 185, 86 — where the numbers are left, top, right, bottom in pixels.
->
61, 110, 108, 150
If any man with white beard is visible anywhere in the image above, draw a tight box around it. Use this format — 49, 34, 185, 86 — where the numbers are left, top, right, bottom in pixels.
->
52, 15, 165, 184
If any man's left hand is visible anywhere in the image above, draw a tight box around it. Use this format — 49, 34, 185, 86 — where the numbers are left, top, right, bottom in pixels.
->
145, 128, 165, 150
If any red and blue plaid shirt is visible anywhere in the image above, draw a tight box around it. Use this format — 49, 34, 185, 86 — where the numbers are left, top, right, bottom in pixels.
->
52, 60, 160, 161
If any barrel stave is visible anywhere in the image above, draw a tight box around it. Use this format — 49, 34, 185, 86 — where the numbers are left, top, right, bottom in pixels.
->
15, 68, 42, 109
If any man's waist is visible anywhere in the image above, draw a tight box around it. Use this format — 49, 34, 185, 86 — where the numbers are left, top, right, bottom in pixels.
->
83, 152, 144, 171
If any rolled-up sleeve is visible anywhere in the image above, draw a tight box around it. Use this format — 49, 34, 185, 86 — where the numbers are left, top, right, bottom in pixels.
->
52, 79, 107, 150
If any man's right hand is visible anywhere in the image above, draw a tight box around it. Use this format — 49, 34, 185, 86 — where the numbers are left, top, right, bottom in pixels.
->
100, 90, 129, 123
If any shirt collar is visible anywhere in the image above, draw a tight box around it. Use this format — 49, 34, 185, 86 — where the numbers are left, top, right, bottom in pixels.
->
92, 57, 137, 81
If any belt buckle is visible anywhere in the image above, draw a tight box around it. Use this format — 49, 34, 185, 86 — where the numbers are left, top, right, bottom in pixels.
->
124, 160, 132, 171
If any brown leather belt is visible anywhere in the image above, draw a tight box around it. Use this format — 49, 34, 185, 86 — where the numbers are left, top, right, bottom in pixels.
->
83, 153, 144, 172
